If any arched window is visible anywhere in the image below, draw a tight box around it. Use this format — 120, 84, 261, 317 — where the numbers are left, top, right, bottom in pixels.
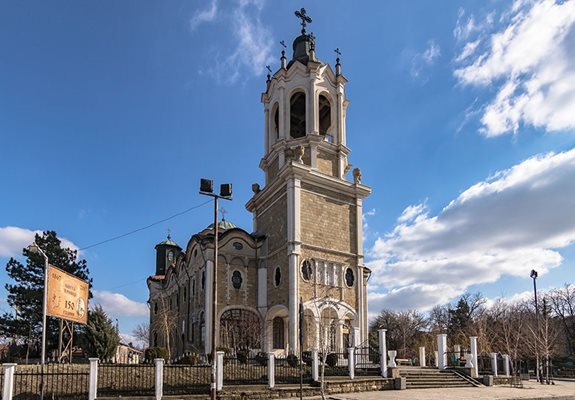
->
153, 331, 158, 347
200, 312, 206, 345
274, 267, 281, 287
301, 259, 312, 281
232, 271, 243, 289
319, 94, 331, 137
272, 317, 285, 349
272, 103, 279, 140
290, 92, 306, 138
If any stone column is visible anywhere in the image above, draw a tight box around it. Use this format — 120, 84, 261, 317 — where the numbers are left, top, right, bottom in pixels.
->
311, 348, 319, 382
503, 354, 511, 376
378, 329, 387, 378
268, 353, 275, 388
419, 347, 426, 367
154, 358, 164, 400
434, 351, 438, 367
88, 358, 98, 400
216, 351, 224, 390
470, 336, 478, 378
490, 353, 498, 377
348, 347, 355, 379
437, 334, 447, 370
2, 363, 17, 400
353, 327, 361, 347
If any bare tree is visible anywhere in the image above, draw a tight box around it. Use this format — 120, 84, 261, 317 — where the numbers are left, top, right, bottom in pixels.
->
548, 284, 575, 355
151, 296, 178, 359
132, 322, 150, 349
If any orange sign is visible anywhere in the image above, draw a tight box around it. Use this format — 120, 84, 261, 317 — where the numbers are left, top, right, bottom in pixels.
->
46, 265, 89, 324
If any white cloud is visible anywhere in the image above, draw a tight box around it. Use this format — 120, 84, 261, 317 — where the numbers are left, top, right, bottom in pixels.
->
194, 0, 274, 84
92, 290, 148, 318
410, 39, 441, 80
454, 0, 575, 136
0, 226, 79, 258
367, 148, 575, 311
190, 0, 218, 31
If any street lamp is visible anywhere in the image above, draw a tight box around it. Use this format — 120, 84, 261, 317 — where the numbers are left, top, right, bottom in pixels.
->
27, 242, 49, 400
530, 269, 542, 384
199, 179, 232, 400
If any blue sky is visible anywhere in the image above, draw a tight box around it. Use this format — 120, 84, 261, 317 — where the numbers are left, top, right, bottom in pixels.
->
1, 0, 574, 343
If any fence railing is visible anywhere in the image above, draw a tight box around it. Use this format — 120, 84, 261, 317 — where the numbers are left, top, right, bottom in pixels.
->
7, 363, 89, 400
274, 356, 312, 384
321, 350, 349, 376
223, 355, 267, 385
98, 363, 155, 397
354, 346, 380, 376
163, 363, 211, 395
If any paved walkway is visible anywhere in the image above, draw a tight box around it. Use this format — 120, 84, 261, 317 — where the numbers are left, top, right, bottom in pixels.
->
317, 380, 575, 400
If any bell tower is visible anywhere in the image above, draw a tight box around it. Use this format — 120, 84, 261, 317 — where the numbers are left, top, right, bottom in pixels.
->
246, 8, 371, 354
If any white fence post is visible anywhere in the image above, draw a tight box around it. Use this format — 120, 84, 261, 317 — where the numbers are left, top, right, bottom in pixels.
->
348, 348, 355, 380
419, 347, 426, 367
268, 353, 275, 388
378, 329, 387, 378
503, 354, 510, 376
216, 351, 224, 391
470, 336, 478, 378
2, 363, 16, 400
311, 348, 319, 382
154, 358, 164, 400
88, 358, 99, 400
437, 334, 447, 370
490, 353, 498, 377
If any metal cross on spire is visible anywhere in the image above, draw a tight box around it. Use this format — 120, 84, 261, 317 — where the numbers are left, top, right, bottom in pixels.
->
280, 40, 286, 49
219, 206, 227, 221
294, 8, 312, 34
266, 65, 272, 82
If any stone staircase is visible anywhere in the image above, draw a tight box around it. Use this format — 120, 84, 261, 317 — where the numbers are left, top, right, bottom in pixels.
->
399, 367, 480, 389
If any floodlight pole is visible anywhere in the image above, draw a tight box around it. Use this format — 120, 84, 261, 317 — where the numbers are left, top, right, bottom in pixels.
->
531, 269, 542, 384
27, 242, 49, 400
200, 180, 232, 400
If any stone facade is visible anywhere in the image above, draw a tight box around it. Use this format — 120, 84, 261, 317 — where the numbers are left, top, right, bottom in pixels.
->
147, 18, 371, 359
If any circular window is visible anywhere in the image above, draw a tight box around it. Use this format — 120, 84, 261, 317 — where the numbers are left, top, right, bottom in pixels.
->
345, 268, 355, 287
301, 259, 313, 281
232, 271, 243, 289
274, 267, 281, 287
233, 241, 244, 250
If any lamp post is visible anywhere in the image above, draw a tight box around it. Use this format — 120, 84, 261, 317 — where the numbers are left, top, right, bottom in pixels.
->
27, 242, 49, 400
199, 178, 232, 400
530, 269, 542, 384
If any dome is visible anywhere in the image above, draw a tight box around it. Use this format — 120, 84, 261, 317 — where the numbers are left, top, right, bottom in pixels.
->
206, 219, 237, 231
155, 234, 181, 249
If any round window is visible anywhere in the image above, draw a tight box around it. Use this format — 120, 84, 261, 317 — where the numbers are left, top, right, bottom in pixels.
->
232, 271, 243, 289
301, 259, 313, 281
274, 267, 281, 287
345, 268, 355, 287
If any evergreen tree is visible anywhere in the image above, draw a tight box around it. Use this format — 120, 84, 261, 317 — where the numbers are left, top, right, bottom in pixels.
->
80, 305, 120, 360
0, 231, 92, 356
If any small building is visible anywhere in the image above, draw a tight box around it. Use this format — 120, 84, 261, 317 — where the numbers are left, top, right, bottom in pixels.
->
115, 343, 143, 364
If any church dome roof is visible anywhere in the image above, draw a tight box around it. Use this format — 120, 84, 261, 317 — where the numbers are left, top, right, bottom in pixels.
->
155, 234, 181, 249
206, 219, 237, 231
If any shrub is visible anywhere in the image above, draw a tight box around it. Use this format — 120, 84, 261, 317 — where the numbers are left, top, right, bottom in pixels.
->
237, 349, 249, 364
145, 347, 169, 361
302, 351, 312, 366
177, 352, 200, 365
287, 354, 298, 368
326, 353, 338, 367
255, 352, 268, 366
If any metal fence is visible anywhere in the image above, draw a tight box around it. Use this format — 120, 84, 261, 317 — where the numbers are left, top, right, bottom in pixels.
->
354, 346, 380, 376
274, 356, 312, 384
321, 350, 349, 376
163, 363, 211, 395
223, 355, 267, 385
8, 363, 89, 400
97, 363, 155, 397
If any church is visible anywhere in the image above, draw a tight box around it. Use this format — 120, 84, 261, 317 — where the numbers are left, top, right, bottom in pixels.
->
147, 9, 371, 359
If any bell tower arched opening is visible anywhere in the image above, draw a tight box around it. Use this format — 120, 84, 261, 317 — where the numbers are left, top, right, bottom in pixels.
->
318, 94, 332, 140
290, 92, 306, 138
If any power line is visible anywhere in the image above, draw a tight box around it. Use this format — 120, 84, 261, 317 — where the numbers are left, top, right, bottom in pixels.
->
79, 200, 212, 251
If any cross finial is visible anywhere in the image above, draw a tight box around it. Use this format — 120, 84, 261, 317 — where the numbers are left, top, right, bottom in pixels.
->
280, 40, 286, 49
167, 227, 171, 240
334, 48, 341, 57
294, 8, 312, 34
266, 65, 272, 82
219, 207, 227, 221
